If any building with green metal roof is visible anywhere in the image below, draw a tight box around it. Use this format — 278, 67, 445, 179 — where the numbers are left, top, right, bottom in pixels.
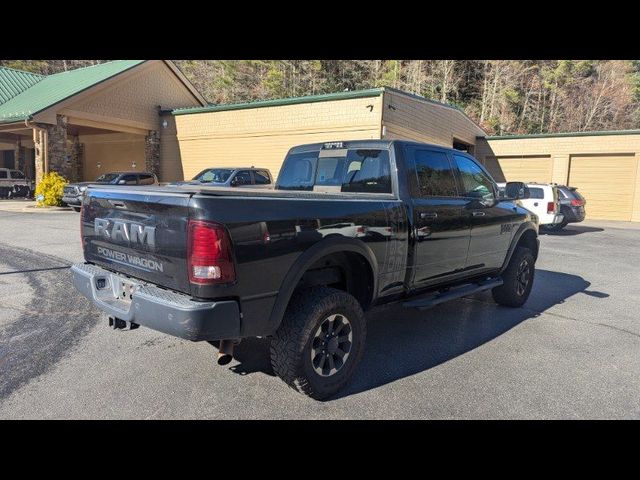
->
0, 60, 205, 182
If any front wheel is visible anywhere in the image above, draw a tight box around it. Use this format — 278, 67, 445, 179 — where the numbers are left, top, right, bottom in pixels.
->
492, 246, 535, 307
270, 286, 366, 400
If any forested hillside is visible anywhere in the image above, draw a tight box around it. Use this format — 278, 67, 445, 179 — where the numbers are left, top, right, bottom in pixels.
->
2, 60, 639, 136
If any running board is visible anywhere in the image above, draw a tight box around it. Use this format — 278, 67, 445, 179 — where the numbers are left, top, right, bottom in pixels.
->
402, 278, 503, 311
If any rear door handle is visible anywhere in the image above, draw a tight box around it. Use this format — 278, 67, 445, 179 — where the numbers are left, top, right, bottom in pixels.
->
472, 211, 486, 217
533, 202, 539, 207
420, 212, 438, 219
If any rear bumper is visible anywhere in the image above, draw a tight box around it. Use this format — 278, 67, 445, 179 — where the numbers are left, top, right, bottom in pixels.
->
539, 213, 564, 225
71, 263, 240, 341
62, 195, 81, 206
562, 205, 586, 223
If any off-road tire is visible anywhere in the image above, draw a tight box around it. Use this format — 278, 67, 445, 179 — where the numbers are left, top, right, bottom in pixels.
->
492, 246, 535, 307
270, 286, 366, 400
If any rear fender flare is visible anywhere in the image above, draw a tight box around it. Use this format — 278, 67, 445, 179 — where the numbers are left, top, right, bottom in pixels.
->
265, 237, 379, 334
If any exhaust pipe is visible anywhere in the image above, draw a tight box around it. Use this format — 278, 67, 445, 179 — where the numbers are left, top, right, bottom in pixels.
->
217, 339, 236, 365
108, 317, 139, 331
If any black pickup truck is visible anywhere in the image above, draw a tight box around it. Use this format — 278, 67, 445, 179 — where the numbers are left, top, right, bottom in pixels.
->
72, 140, 538, 399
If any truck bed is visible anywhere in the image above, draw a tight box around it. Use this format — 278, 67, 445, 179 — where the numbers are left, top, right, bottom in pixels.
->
80, 184, 409, 339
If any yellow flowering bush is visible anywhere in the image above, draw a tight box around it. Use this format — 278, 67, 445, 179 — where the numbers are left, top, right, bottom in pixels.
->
35, 171, 67, 207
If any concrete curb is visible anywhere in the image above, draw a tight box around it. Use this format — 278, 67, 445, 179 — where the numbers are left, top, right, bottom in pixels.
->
0, 201, 74, 214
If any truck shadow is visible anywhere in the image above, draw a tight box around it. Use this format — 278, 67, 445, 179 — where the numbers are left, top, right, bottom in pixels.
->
540, 225, 604, 236
335, 269, 605, 400
220, 269, 607, 400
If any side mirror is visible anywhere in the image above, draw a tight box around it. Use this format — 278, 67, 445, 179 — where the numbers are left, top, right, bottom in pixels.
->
504, 181, 530, 200
118, 179, 127, 185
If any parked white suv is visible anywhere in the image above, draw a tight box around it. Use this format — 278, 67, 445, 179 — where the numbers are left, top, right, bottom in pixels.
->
0, 168, 34, 199
498, 182, 563, 229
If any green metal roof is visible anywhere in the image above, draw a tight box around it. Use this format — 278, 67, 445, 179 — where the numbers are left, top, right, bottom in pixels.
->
0, 66, 44, 105
485, 129, 640, 140
171, 86, 474, 116
172, 88, 386, 115
0, 60, 146, 124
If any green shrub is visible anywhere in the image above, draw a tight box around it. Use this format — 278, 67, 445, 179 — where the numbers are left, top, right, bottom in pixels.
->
35, 171, 68, 207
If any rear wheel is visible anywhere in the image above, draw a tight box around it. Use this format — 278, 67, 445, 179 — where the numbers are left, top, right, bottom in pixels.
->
270, 286, 366, 400
492, 246, 535, 307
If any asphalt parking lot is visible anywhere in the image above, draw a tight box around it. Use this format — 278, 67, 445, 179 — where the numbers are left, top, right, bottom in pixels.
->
0, 204, 638, 419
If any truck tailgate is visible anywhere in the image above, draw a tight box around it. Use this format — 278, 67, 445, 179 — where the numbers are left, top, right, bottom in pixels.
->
81, 187, 193, 294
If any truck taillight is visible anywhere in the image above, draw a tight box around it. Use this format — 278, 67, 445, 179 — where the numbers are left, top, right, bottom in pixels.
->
187, 220, 235, 284
547, 202, 556, 214
570, 199, 584, 207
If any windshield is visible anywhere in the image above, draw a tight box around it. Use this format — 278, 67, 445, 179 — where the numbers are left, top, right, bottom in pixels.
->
193, 168, 234, 183
95, 173, 120, 183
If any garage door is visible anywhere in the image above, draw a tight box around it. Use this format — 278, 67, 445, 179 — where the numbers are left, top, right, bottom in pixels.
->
484, 156, 553, 183
569, 155, 638, 221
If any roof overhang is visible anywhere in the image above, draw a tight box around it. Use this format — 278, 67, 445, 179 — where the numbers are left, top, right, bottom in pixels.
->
163, 61, 207, 106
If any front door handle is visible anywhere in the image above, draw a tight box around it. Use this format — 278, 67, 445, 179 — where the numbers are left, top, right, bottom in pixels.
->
420, 212, 438, 220
472, 211, 486, 217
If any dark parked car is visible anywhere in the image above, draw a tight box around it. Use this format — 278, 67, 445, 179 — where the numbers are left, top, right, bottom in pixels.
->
545, 185, 586, 231
62, 171, 157, 212
72, 140, 538, 399
0, 168, 34, 199
168, 167, 273, 189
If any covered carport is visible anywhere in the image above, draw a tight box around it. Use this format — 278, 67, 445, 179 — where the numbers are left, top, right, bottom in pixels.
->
0, 60, 206, 183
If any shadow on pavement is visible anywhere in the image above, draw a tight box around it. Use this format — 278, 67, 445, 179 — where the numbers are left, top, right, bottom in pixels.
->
542, 225, 604, 236
211, 269, 608, 399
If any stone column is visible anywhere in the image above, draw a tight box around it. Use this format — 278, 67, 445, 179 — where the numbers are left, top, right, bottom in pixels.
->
33, 128, 45, 185
144, 130, 160, 177
45, 115, 70, 180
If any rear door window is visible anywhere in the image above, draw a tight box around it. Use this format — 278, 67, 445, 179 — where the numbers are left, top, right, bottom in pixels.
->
411, 149, 458, 197
528, 187, 545, 199
138, 174, 155, 185
254, 170, 271, 185
233, 170, 253, 186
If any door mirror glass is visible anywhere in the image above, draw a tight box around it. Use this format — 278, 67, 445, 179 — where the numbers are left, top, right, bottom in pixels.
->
505, 181, 530, 200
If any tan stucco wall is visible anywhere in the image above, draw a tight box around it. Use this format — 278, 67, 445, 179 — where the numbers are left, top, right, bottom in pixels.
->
476, 134, 640, 221
162, 95, 384, 182
80, 133, 145, 181
381, 90, 485, 149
